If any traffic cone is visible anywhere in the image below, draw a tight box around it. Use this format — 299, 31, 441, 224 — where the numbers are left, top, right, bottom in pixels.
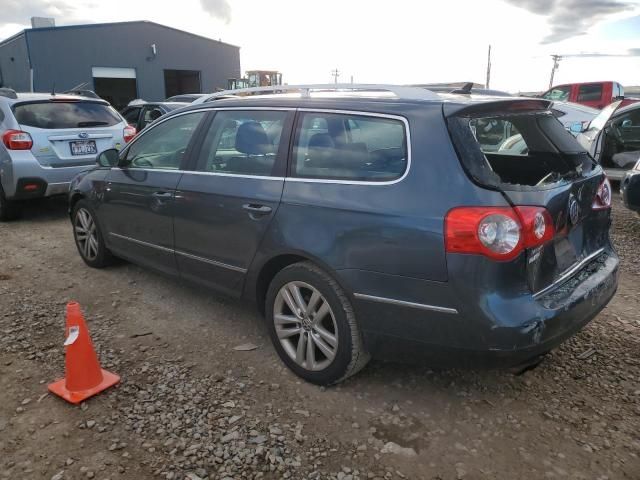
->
48, 301, 120, 404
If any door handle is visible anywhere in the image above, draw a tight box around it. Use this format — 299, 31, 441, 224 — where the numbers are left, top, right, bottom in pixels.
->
152, 191, 173, 198
242, 204, 272, 215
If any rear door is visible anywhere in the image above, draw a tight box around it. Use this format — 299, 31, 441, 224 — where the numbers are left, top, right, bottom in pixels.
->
101, 110, 207, 275
13, 99, 125, 167
172, 109, 292, 296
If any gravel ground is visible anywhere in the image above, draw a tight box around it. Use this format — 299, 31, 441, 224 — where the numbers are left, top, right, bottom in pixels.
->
0, 194, 638, 480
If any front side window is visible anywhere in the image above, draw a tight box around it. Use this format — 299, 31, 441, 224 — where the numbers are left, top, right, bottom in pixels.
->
577, 84, 603, 102
123, 112, 205, 169
293, 112, 407, 181
197, 110, 286, 176
13, 101, 122, 129
542, 87, 570, 102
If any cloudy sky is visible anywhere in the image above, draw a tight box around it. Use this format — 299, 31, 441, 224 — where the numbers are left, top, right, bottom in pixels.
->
1, 0, 639, 92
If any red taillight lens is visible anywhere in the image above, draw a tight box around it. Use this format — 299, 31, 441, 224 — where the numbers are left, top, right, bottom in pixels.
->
592, 177, 612, 210
2, 129, 33, 150
123, 125, 136, 143
445, 206, 555, 261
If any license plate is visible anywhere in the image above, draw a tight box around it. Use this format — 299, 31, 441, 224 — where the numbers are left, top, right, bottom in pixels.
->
70, 140, 97, 156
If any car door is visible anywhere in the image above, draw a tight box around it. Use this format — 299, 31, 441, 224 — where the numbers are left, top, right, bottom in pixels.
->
577, 100, 622, 159
121, 106, 142, 128
101, 111, 207, 275
173, 108, 293, 296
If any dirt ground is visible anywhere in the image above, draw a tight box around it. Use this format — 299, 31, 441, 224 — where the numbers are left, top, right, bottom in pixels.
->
0, 194, 638, 480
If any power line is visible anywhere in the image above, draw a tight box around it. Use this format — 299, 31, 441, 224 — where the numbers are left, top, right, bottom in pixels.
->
549, 54, 562, 89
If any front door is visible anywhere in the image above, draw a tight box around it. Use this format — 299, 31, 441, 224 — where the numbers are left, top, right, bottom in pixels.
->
102, 111, 207, 275
173, 109, 292, 296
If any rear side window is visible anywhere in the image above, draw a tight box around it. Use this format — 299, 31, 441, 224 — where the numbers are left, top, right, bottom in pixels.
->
13, 101, 122, 129
577, 84, 603, 102
293, 112, 407, 181
197, 110, 287, 177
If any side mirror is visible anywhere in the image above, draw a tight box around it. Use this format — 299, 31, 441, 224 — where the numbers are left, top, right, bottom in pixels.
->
569, 122, 584, 134
96, 149, 120, 167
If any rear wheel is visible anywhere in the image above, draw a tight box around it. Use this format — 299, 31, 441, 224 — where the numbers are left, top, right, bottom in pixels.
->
0, 184, 22, 221
265, 262, 370, 385
72, 200, 114, 268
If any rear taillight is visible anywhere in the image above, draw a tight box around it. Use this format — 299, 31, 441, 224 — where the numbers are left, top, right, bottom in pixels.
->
2, 129, 33, 150
592, 177, 612, 210
123, 125, 136, 143
445, 206, 555, 261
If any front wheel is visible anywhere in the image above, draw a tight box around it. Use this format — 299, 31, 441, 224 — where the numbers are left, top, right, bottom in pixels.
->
265, 262, 370, 385
72, 200, 115, 268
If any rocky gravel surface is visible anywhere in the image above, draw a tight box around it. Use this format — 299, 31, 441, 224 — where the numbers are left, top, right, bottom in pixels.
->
0, 195, 639, 480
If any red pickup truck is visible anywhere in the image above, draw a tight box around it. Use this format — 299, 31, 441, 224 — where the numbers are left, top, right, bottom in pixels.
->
541, 81, 639, 109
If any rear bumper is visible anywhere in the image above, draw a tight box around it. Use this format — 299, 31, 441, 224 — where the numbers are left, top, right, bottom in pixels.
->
621, 170, 640, 213
1, 150, 94, 199
345, 249, 618, 366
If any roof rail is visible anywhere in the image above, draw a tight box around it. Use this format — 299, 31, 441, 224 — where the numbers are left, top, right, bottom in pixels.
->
194, 83, 441, 104
0, 87, 17, 100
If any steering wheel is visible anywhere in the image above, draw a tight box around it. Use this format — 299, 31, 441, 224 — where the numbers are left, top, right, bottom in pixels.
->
132, 157, 154, 168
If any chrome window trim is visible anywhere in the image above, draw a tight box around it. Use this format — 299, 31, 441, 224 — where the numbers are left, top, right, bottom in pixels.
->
532, 248, 606, 299
108, 232, 247, 273
288, 108, 411, 186
353, 293, 458, 314
120, 107, 411, 186
181, 170, 285, 181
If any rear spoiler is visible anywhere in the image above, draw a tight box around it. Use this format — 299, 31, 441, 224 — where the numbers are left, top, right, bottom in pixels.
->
443, 99, 552, 117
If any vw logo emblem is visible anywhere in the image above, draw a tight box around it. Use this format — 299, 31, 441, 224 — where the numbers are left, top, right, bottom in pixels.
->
568, 195, 580, 225
78, 132, 89, 139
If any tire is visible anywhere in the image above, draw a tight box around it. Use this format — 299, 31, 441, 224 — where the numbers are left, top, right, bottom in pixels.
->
71, 199, 115, 268
265, 262, 370, 385
0, 184, 22, 221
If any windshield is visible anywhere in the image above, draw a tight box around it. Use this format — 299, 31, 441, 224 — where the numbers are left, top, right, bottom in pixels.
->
13, 101, 122, 129
586, 101, 621, 132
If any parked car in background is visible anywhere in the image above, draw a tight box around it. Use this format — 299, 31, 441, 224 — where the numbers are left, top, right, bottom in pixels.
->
621, 159, 640, 214
550, 101, 599, 134
541, 81, 638, 109
577, 100, 640, 180
165, 94, 206, 103
0, 88, 134, 220
68, 84, 618, 385
120, 101, 188, 132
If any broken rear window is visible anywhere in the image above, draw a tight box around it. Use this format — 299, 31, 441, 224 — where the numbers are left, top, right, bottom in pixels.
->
448, 111, 595, 190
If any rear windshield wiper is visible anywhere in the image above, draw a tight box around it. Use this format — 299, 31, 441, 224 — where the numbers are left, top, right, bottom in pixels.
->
77, 121, 109, 127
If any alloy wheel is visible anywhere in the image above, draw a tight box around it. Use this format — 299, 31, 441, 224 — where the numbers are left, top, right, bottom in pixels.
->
273, 281, 339, 371
74, 208, 99, 261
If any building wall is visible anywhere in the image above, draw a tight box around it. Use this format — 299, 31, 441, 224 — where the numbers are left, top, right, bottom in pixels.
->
0, 33, 31, 91
26, 21, 241, 100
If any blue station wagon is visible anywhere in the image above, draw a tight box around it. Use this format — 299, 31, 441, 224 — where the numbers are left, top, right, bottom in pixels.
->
69, 85, 619, 384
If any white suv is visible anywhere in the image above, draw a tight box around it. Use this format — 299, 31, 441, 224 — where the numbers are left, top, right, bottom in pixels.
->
0, 88, 135, 220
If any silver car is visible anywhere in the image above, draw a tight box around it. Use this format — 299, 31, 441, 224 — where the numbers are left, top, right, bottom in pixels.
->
0, 88, 135, 220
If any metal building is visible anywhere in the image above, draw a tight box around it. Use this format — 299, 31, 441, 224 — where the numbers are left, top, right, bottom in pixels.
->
0, 20, 241, 109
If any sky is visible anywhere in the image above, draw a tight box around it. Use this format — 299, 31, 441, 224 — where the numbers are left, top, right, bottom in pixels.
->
1, 0, 639, 92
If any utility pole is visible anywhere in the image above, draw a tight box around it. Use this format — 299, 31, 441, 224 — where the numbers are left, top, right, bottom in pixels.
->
549, 54, 562, 89
331, 68, 340, 84
485, 45, 492, 89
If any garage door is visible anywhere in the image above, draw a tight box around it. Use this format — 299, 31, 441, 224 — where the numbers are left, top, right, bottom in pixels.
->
92, 67, 138, 111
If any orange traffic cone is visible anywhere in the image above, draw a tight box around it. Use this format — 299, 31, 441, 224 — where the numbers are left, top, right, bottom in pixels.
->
48, 301, 120, 404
